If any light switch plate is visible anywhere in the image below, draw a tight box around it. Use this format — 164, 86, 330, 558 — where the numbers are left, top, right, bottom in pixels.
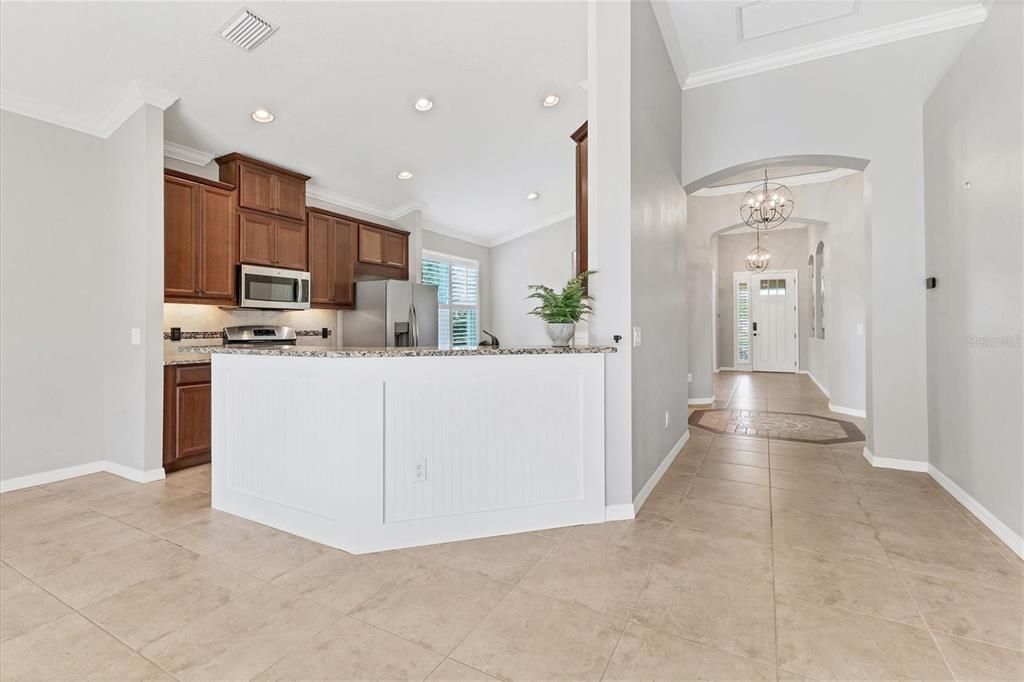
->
130, 328, 141, 345
632, 327, 642, 348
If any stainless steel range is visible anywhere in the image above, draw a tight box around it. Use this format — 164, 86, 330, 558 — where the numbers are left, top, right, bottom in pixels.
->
223, 325, 298, 349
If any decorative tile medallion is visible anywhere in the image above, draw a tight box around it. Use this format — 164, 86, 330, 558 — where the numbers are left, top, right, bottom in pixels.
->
689, 409, 864, 444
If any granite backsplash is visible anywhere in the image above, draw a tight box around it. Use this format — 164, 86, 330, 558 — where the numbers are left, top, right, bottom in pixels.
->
163, 303, 341, 354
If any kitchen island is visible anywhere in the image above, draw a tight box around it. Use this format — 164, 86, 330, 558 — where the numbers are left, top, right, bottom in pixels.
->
192, 344, 614, 553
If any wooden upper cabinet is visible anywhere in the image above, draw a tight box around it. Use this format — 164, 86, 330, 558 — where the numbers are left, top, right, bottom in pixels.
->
358, 225, 384, 264
198, 185, 235, 300
307, 209, 357, 309
238, 211, 275, 266
571, 121, 588, 279
164, 171, 236, 304
355, 222, 410, 279
165, 176, 199, 298
308, 212, 333, 305
382, 231, 407, 267
238, 163, 275, 215
274, 219, 308, 270
238, 210, 307, 270
216, 153, 310, 221
275, 174, 307, 221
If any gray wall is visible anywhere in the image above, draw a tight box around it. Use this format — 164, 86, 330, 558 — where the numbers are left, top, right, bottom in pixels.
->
421, 229, 492, 335
490, 217, 575, 346
629, 0, 688, 498
2, 108, 165, 482
717, 227, 810, 372
924, 0, 1023, 539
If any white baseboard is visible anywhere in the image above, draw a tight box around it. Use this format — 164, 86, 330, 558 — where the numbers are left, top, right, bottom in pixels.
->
829, 401, 866, 418
798, 370, 830, 399
861, 447, 929, 472
1, 460, 165, 493
632, 430, 690, 513
605, 503, 636, 521
717, 366, 737, 372
688, 396, 715, 406
928, 465, 1024, 559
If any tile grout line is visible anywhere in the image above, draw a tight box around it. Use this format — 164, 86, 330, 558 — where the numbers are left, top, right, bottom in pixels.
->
840, 452, 960, 681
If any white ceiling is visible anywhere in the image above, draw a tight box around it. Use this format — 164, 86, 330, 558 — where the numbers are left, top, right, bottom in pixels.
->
656, 0, 986, 88
0, 2, 586, 245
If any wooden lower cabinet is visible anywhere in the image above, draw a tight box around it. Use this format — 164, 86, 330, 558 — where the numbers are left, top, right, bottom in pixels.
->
163, 364, 211, 472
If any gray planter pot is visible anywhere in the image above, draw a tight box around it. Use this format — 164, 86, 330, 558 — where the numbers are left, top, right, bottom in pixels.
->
546, 322, 576, 347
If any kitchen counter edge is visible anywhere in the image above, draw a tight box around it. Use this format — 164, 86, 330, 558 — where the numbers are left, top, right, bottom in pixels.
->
177, 345, 617, 359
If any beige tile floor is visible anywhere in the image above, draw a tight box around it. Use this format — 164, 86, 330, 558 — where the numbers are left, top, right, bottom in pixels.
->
1, 371, 1021, 680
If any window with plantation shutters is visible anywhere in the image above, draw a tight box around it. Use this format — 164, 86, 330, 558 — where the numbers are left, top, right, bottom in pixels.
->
421, 250, 479, 347
735, 276, 751, 366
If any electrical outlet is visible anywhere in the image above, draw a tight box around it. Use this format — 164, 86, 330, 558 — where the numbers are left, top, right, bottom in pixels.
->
413, 459, 427, 482
664, 411, 670, 428
632, 326, 642, 347
687, 373, 692, 383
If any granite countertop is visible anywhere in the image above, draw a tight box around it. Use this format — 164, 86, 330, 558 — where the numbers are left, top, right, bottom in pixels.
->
177, 344, 617, 359
164, 351, 211, 366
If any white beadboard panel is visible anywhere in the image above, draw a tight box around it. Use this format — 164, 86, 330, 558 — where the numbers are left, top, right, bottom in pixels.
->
384, 371, 584, 523
218, 369, 381, 521
210, 352, 607, 553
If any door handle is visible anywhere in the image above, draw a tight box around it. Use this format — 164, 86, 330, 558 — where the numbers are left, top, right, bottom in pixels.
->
410, 304, 420, 346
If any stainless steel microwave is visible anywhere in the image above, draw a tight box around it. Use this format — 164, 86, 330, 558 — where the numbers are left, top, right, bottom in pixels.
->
238, 264, 310, 310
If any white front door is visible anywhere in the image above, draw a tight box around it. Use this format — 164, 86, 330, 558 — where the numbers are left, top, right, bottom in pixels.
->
751, 271, 798, 373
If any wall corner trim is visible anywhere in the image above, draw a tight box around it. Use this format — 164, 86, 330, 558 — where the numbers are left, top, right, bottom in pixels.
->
631, 430, 690, 515
928, 465, 1024, 560
829, 401, 865, 418
604, 503, 637, 521
862, 446, 929, 472
1, 461, 165, 493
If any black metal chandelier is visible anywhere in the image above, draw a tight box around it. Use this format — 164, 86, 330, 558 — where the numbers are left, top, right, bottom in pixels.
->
740, 169, 794, 230
745, 230, 771, 273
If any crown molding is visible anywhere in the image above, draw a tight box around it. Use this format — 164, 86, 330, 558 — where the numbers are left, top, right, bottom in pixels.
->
683, 3, 987, 90
164, 141, 215, 167
489, 209, 575, 248
691, 167, 859, 197
421, 222, 493, 248
306, 185, 428, 224
389, 199, 429, 221
1, 80, 178, 138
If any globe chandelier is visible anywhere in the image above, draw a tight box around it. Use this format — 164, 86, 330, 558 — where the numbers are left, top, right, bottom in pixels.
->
745, 230, 771, 273
740, 169, 794, 231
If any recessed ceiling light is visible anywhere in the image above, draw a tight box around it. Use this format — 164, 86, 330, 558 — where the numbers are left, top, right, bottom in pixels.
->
251, 109, 275, 123
526, 192, 540, 200
414, 98, 434, 112
397, 171, 414, 180
542, 95, 560, 108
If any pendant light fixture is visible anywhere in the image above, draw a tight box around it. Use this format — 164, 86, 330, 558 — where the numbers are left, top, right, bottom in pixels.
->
746, 230, 771, 273
740, 169, 794, 230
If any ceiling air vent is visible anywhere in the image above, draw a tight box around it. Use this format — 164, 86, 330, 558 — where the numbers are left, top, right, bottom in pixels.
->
219, 8, 277, 51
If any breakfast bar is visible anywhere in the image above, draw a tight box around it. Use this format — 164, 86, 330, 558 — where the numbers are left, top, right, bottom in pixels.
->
199, 345, 614, 554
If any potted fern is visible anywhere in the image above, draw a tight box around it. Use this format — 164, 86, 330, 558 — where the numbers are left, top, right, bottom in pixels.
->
527, 270, 596, 347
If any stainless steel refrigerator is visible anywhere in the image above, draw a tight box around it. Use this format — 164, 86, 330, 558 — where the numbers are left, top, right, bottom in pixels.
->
342, 280, 439, 348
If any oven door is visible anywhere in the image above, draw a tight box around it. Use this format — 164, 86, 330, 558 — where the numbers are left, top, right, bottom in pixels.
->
239, 265, 311, 310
